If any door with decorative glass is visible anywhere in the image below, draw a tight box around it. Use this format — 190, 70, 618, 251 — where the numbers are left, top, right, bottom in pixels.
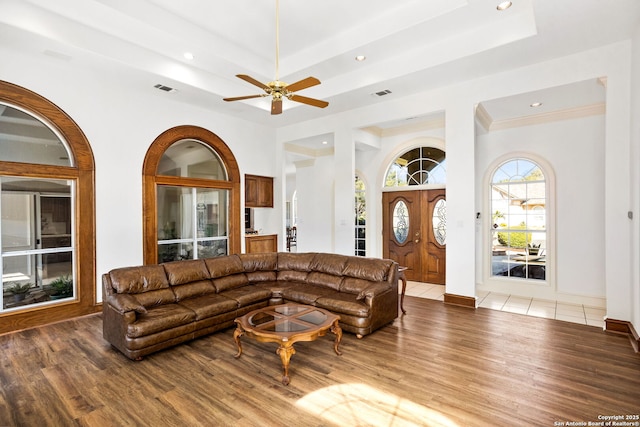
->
382, 189, 446, 284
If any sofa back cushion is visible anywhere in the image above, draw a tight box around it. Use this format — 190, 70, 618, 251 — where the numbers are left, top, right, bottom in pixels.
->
213, 274, 249, 292
109, 265, 169, 294
239, 253, 278, 272
163, 259, 211, 285
277, 270, 309, 282
277, 252, 316, 271
246, 271, 277, 283
205, 254, 244, 278
310, 253, 349, 276
162, 259, 216, 301
342, 257, 395, 282
307, 271, 343, 291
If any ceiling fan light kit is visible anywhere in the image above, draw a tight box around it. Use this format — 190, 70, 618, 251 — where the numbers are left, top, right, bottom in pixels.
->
223, 0, 328, 115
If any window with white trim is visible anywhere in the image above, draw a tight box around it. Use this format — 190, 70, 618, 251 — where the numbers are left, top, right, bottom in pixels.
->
490, 158, 546, 281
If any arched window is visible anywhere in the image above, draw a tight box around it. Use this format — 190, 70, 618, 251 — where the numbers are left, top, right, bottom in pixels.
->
490, 158, 547, 281
0, 81, 96, 333
385, 147, 446, 187
355, 175, 366, 256
143, 126, 241, 264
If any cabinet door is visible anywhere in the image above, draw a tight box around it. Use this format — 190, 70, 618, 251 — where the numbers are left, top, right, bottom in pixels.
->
245, 175, 273, 207
257, 177, 273, 207
245, 175, 259, 207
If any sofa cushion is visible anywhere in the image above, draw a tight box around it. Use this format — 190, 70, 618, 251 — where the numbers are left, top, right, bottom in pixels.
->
343, 257, 394, 282
127, 304, 196, 338
172, 280, 216, 301
178, 294, 239, 320
340, 277, 378, 299
163, 259, 211, 285
277, 270, 309, 282
246, 271, 277, 283
213, 274, 249, 292
281, 283, 339, 305
315, 293, 370, 317
106, 293, 148, 314
239, 253, 278, 272
277, 252, 316, 271
109, 265, 169, 294
205, 255, 244, 278
310, 253, 349, 276
306, 271, 343, 291
133, 288, 177, 307
221, 286, 272, 307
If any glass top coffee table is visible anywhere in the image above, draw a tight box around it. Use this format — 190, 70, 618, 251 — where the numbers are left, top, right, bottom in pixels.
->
233, 303, 342, 385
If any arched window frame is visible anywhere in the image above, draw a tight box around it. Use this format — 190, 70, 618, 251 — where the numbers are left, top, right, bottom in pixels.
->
483, 153, 556, 293
142, 126, 241, 265
0, 80, 97, 334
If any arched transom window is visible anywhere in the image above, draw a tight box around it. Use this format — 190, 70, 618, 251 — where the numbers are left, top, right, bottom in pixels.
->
385, 147, 446, 187
490, 158, 547, 281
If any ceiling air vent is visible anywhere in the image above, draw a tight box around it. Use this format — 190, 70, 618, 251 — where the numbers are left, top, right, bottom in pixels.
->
373, 89, 392, 97
154, 84, 177, 93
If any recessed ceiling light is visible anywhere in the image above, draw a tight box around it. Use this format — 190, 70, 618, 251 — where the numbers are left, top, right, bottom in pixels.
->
530, 102, 543, 108
496, 1, 512, 11
355, 55, 366, 62
322, 141, 328, 145
183, 52, 194, 60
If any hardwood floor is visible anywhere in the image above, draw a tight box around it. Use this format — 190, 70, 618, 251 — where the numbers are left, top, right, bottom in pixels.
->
0, 297, 638, 426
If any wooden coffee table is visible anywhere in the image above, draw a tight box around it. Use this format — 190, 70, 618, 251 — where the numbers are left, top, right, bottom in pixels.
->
233, 303, 342, 385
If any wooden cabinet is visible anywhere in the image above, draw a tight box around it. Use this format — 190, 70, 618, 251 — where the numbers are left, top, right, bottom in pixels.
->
245, 234, 277, 253
245, 174, 273, 208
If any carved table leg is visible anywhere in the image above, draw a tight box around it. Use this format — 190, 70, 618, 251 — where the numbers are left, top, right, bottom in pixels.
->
276, 344, 296, 385
233, 327, 244, 358
398, 267, 408, 314
331, 320, 343, 356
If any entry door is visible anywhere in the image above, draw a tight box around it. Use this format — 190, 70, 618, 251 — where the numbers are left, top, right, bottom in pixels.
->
382, 189, 446, 284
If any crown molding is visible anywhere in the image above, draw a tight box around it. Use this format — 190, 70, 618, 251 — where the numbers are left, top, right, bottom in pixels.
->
478, 102, 605, 133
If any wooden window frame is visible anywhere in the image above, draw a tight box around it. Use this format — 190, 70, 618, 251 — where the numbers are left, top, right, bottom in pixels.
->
142, 126, 241, 265
0, 80, 97, 334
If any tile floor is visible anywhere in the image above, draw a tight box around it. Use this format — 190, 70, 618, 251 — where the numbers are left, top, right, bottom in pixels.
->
402, 281, 606, 328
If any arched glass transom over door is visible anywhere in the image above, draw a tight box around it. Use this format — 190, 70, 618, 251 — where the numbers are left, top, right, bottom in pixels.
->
143, 126, 241, 265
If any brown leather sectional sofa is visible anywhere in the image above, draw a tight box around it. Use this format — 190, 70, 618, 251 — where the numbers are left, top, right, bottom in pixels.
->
102, 252, 399, 360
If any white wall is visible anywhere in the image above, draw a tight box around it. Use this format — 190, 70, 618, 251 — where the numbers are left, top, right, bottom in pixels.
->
0, 45, 278, 302
630, 24, 640, 329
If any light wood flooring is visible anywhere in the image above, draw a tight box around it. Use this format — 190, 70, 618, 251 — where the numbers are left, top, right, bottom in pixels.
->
0, 296, 639, 426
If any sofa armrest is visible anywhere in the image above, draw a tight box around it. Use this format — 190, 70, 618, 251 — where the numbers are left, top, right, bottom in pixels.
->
357, 282, 392, 301
106, 293, 147, 315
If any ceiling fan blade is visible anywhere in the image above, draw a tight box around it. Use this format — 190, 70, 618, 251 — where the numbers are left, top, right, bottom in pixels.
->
236, 74, 270, 91
288, 94, 329, 109
271, 99, 283, 115
223, 94, 264, 102
285, 76, 321, 93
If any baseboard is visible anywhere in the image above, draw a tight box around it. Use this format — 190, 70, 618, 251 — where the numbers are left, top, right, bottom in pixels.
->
605, 318, 639, 353
444, 293, 477, 308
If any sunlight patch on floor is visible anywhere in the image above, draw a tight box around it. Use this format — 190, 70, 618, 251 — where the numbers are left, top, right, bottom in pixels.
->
297, 383, 460, 427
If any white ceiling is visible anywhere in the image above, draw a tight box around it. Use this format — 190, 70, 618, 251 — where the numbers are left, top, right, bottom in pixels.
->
0, 0, 638, 129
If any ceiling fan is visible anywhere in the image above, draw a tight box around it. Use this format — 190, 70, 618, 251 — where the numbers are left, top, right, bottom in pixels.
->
223, 0, 329, 115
